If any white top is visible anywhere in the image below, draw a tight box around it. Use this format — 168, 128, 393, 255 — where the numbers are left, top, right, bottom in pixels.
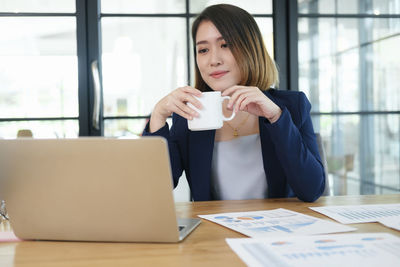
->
211, 134, 268, 200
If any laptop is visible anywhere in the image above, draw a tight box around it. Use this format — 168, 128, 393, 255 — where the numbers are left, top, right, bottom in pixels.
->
0, 137, 200, 242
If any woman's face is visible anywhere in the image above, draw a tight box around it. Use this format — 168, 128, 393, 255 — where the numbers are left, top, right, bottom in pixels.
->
195, 20, 241, 92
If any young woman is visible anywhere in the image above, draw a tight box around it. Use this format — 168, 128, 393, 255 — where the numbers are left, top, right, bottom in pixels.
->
143, 4, 325, 202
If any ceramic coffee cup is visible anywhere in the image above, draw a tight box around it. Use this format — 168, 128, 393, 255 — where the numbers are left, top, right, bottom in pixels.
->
187, 91, 235, 131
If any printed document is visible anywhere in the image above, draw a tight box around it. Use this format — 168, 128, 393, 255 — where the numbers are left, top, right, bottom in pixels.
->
379, 216, 400, 231
310, 203, 400, 224
198, 208, 355, 237
226, 233, 400, 267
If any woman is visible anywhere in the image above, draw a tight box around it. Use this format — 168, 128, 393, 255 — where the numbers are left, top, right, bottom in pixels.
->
143, 4, 325, 202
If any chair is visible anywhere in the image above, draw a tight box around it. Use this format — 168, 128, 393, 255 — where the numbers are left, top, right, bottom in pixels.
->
316, 133, 330, 196
17, 129, 33, 138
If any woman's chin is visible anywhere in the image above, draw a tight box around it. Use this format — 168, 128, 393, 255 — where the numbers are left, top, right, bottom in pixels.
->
208, 85, 231, 92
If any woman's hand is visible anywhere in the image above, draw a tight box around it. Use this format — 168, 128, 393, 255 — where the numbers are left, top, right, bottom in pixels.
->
149, 86, 203, 132
222, 86, 282, 123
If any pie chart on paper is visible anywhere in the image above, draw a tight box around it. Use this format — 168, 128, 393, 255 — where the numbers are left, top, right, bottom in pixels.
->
237, 216, 264, 220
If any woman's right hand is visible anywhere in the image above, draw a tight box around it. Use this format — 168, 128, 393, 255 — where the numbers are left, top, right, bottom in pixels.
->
149, 86, 203, 133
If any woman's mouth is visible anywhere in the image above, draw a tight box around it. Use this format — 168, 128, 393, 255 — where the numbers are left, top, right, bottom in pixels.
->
210, 71, 228, 79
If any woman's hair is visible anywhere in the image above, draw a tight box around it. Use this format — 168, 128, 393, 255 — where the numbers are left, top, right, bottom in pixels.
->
192, 4, 279, 92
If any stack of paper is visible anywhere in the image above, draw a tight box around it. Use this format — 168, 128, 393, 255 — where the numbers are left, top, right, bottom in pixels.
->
199, 205, 400, 266
226, 233, 400, 267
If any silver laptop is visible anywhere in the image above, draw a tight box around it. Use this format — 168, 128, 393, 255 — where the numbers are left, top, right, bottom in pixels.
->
0, 137, 200, 242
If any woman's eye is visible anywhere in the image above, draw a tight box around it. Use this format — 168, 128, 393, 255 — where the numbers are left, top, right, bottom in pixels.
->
221, 43, 229, 48
198, 48, 208, 54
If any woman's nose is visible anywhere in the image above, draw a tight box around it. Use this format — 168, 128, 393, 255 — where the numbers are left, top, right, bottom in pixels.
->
209, 48, 222, 66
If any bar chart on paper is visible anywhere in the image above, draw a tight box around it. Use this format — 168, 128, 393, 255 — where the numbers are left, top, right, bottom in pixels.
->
310, 203, 400, 224
226, 233, 400, 267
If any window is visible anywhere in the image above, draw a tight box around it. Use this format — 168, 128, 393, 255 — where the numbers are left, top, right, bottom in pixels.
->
298, 0, 400, 195
0, 0, 78, 138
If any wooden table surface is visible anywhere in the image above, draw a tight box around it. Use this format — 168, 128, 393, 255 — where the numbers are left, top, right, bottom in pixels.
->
0, 194, 399, 266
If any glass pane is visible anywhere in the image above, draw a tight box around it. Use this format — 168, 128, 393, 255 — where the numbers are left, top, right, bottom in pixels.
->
0, 0, 75, 13
0, 18, 78, 118
299, 18, 400, 112
101, 0, 185, 14
190, 0, 272, 14
101, 18, 186, 117
312, 114, 400, 196
298, 0, 400, 14
103, 118, 173, 137
0, 120, 79, 139
254, 18, 274, 60
298, 0, 336, 14
104, 119, 147, 137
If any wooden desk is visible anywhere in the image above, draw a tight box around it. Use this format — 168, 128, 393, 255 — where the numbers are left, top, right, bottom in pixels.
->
1, 194, 399, 267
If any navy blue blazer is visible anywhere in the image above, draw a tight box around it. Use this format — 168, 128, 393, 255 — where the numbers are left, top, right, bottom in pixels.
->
143, 89, 325, 202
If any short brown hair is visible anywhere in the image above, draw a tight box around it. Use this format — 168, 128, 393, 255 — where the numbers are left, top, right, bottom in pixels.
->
192, 4, 279, 92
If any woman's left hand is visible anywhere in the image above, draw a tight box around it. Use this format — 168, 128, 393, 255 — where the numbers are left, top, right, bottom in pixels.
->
222, 85, 282, 123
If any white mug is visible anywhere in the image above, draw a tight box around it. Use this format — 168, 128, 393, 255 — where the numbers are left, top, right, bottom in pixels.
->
187, 91, 235, 131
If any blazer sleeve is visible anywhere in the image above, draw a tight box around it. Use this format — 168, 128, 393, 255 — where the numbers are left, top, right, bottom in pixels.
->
142, 115, 185, 188
264, 92, 325, 202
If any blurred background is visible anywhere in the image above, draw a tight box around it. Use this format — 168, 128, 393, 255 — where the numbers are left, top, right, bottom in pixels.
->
0, 0, 399, 200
